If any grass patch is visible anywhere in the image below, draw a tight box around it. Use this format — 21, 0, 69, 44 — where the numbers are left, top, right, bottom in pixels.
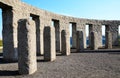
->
0, 40, 2, 47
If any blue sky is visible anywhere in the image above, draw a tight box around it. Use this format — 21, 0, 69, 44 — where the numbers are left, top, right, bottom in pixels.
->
22, 0, 120, 37
0, 0, 120, 38
21, 0, 120, 20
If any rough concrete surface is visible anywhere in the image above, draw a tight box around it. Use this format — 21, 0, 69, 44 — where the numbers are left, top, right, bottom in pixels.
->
18, 19, 37, 75
0, 50, 120, 78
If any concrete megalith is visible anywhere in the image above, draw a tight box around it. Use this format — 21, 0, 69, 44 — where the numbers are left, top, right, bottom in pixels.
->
53, 20, 61, 52
90, 31, 98, 50
105, 31, 112, 49
76, 31, 84, 52
44, 26, 56, 61
3, 7, 18, 62
18, 19, 37, 75
61, 30, 70, 56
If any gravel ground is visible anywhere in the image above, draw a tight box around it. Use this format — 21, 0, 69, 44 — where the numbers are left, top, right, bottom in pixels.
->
0, 50, 120, 78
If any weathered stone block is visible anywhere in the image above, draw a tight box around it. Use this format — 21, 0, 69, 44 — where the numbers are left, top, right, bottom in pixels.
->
105, 31, 112, 49
61, 30, 70, 56
44, 26, 56, 61
18, 19, 37, 75
90, 31, 98, 50
76, 31, 84, 52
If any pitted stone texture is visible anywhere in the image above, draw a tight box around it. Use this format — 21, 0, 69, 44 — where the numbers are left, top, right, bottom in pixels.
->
61, 30, 70, 56
90, 32, 98, 50
44, 26, 56, 61
18, 19, 37, 75
76, 31, 84, 52
105, 31, 112, 49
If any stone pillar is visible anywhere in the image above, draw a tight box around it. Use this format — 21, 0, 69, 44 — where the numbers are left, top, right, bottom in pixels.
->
110, 24, 118, 46
18, 19, 37, 75
93, 24, 102, 47
105, 31, 112, 49
83, 25, 87, 49
39, 18, 44, 55
72, 23, 77, 48
2, 7, 18, 62
44, 26, 56, 61
54, 20, 61, 52
76, 31, 84, 52
32, 16, 40, 55
61, 30, 70, 56
90, 31, 98, 50
40, 28, 44, 55
89, 24, 93, 48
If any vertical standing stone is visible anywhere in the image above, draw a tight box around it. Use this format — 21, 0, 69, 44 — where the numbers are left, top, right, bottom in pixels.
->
44, 26, 56, 61
40, 18, 44, 55
3, 7, 18, 62
72, 23, 77, 48
40, 28, 44, 55
89, 24, 93, 48
32, 16, 40, 55
18, 19, 37, 75
76, 31, 84, 52
90, 31, 98, 50
105, 31, 112, 49
61, 30, 70, 56
54, 21, 61, 52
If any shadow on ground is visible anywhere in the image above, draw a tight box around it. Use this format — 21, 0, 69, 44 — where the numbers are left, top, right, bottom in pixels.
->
0, 70, 19, 76
0, 53, 2, 56
71, 49, 120, 55
0, 58, 18, 64
37, 59, 46, 62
